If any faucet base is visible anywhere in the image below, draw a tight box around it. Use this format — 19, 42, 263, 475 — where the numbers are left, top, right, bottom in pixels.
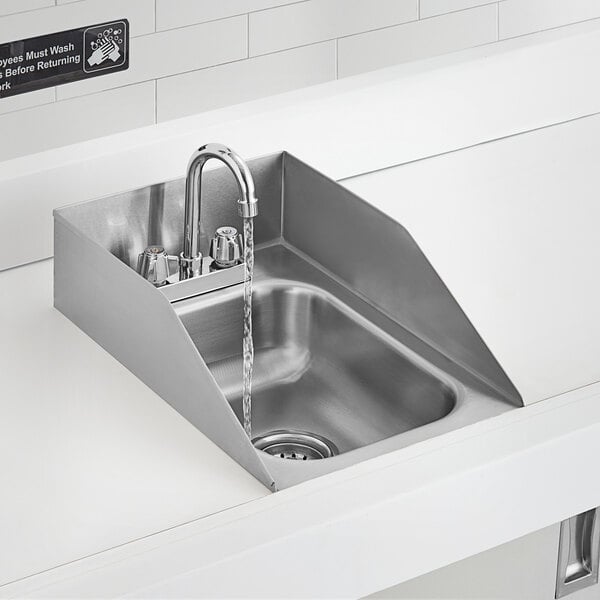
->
178, 253, 203, 280
137, 242, 245, 303
160, 259, 245, 303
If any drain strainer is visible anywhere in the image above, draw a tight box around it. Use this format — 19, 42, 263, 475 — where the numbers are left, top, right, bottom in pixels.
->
252, 430, 338, 460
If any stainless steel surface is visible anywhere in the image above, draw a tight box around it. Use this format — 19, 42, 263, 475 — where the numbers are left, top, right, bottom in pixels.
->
556, 508, 600, 598
285, 157, 520, 406
54, 150, 521, 489
209, 226, 243, 268
159, 261, 245, 303
191, 278, 454, 453
176, 245, 512, 477
53, 153, 281, 272
54, 217, 275, 490
137, 245, 179, 287
181, 143, 259, 279
253, 431, 338, 460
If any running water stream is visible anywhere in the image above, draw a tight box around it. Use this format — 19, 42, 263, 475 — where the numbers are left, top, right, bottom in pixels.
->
242, 217, 255, 439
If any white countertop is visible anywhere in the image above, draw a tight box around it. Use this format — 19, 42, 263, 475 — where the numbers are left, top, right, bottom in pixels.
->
343, 110, 600, 405
3, 20, 600, 597
0, 259, 268, 586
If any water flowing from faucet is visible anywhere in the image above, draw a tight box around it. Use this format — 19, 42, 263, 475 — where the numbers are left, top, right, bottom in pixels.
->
242, 217, 255, 439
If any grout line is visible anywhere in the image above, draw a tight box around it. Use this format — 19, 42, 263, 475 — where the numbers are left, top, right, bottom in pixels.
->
154, 0, 157, 32
404, 2, 496, 23
419, 0, 498, 19
418, 0, 421, 20
154, 1, 309, 34
496, 1, 500, 40
251, 17, 419, 58
246, 13, 250, 58
56, 80, 155, 104
54, 54, 250, 103
147, 12, 247, 37
500, 14, 600, 41
334, 38, 338, 79
0, 94, 55, 117
333, 4, 494, 46
249, 0, 310, 16
334, 6, 600, 46
154, 80, 157, 124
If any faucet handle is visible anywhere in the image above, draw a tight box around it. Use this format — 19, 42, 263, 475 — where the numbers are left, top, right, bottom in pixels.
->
209, 226, 243, 269
137, 245, 178, 287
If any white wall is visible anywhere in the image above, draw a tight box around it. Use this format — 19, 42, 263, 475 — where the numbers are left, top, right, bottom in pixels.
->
1, 0, 599, 162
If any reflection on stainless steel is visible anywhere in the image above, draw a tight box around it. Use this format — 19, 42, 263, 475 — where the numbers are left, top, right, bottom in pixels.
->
176, 245, 512, 469
136, 245, 178, 287
55, 153, 281, 272
209, 226, 243, 269
556, 508, 600, 598
184, 278, 455, 453
147, 183, 166, 249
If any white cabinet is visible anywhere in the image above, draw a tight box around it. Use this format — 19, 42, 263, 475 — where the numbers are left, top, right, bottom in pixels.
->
367, 523, 600, 600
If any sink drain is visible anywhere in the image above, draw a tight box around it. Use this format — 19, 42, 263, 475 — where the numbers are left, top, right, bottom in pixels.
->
252, 430, 338, 460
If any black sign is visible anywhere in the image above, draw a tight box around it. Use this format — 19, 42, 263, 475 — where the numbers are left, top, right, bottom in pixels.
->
0, 19, 129, 98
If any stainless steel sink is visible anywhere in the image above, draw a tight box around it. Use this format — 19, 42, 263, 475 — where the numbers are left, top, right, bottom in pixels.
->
54, 151, 522, 490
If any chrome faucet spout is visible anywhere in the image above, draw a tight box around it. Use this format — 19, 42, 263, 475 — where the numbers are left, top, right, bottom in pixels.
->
180, 143, 259, 280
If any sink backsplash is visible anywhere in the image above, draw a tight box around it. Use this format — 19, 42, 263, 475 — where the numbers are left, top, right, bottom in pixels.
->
58, 153, 284, 271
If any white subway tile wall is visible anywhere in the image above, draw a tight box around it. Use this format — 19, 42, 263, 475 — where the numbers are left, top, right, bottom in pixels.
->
420, 0, 497, 19
0, 0, 597, 160
157, 41, 336, 121
0, 82, 154, 161
248, 0, 418, 56
155, 0, 298, 32
0, 87, 54, 116
338, 4, 497, 78
0, 0, 54, 17
499, 0, 600, 39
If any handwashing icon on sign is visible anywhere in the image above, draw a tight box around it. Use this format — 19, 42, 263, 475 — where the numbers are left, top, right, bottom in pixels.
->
87, 27, 123, 66
83, 21, 127, 73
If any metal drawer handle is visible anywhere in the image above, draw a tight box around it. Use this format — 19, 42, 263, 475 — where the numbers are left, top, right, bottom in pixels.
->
556, 507, 600, 598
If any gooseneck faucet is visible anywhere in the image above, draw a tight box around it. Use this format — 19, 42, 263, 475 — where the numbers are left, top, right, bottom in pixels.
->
137, 143, 258, 289
180, 143, 259, 280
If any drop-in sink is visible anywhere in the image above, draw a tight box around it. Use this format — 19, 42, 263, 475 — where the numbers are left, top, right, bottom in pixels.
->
54, 150, 522, 490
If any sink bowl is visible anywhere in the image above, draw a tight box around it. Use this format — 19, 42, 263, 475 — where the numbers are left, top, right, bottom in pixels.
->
177, 254, 456, 456
172, 240, 517, 487
54, 150, 522, 489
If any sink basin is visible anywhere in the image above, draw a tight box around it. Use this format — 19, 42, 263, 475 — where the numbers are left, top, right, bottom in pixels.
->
172, 240, 517, 487
177, 250, 456, 456
54, 150, 522, 489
